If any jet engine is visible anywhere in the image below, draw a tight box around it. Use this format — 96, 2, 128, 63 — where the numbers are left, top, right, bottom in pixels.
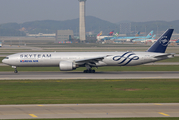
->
59, 61, 76, 71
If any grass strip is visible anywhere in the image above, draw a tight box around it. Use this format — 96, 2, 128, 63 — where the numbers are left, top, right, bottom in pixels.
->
0, 79, 179, 104
0, 57, 5, 62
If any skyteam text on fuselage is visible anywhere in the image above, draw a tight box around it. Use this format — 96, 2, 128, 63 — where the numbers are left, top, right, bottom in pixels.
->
2, 29, 174, 73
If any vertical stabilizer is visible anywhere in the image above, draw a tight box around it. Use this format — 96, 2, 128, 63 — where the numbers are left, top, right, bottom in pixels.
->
109, 31, 114, 36
152, 35, 156, 39
135, 31, 140, 37
146, 31, 153, 39
147, 29, 174, 53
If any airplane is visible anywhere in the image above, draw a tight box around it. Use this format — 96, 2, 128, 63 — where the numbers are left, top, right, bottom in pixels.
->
111, 31, 153, 41
97, 31, 114, 41
2, 29, 174, 73
132, 35, 156, 43
101, 32, 119, 41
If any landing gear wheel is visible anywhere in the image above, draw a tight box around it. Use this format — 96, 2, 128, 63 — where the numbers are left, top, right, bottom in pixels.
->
14, 70, 18, 73
12, 66, 18, 73
83, 69, 95, 73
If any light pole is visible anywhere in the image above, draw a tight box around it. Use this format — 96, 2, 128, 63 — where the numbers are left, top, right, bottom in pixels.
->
145, 26, 147, 36
157, 25, 159, 38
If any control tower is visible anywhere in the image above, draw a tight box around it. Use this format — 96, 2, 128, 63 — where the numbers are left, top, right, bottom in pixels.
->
78, 0, 86, 42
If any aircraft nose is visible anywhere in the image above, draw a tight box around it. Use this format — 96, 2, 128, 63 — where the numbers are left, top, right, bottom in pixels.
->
2, 58, 6, 64
2, 58, 9, 65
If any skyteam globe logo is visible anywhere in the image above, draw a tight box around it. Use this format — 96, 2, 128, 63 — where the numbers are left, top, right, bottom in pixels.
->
159, 36, 169, 46
113, 52, 139, 66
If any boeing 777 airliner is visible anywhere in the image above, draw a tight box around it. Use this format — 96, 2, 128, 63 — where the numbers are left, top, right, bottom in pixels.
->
2, 29, 174, 73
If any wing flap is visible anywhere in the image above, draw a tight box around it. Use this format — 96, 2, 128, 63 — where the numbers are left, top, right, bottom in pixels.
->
75, 56, 107, 66
75, 56, 105, 63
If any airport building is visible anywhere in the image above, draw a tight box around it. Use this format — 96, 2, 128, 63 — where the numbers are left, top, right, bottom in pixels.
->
56, 30, 74, 43
27, 33, 56, 37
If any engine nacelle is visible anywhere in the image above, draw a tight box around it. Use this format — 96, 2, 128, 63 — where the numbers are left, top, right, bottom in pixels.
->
59, 61, 76, 71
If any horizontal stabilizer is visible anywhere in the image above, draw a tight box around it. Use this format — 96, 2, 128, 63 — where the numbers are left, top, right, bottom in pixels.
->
154, 53, 175, 59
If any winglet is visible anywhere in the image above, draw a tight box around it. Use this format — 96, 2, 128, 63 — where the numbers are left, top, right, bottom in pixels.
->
147, 29, 174, 53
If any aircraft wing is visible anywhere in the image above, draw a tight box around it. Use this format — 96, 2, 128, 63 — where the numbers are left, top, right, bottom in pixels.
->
75, 56, 107, 67
131, 37, 145, 41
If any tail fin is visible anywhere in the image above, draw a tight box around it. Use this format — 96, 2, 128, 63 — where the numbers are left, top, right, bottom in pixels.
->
109, 30, 114, 36
146, 31, 153, 38
152, 34, 156, 39
176, 39, 179, 43
113, 32, 119, 37
135, 31, 140, 37
147, 29, 174, 53
97, 31, 103, 36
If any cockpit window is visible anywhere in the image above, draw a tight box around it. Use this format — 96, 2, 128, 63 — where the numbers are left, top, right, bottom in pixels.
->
4, 57, 9, 59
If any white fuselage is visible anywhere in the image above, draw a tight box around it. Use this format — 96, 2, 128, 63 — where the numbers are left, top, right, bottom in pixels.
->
2, 51, 171, 68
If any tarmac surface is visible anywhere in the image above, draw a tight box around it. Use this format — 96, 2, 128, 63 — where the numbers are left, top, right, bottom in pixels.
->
1, 68, 179, 119
1, 71, 179, 80
0, 103, 179, 119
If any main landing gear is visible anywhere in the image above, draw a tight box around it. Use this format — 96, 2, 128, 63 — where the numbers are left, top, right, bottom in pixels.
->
83, 64, 96, 73
83, 69, 95, 73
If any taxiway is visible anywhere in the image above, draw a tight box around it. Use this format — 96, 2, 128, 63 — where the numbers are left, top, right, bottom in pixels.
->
0, 103, 179, 119
0, 71, 179, 80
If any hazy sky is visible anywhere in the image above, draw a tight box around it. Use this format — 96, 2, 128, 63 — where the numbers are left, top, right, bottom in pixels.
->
0, 0, 179, 24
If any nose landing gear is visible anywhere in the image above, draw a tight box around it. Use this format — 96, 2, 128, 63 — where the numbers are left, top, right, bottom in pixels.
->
14, 69, 18, 73
12, 66, 18, 73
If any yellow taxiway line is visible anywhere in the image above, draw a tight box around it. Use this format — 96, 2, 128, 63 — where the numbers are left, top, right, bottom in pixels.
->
29, 114, 38, 118
158, 112, 170, 116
